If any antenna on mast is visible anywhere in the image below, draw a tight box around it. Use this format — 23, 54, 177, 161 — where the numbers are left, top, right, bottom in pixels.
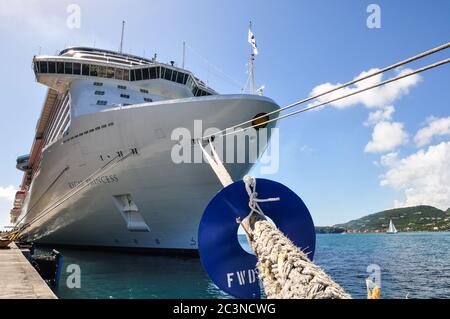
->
247, 21, 258, 94
249, 21, 254, 94
119, 21, 126, 53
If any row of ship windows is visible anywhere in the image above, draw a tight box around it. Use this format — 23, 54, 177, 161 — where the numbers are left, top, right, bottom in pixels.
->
35, 61, 213, 97
95, 91, 130, 99
95, 97, 153, 105
93, 82, 152, 103
63, 122, 114, 144
94, 82, 149, 94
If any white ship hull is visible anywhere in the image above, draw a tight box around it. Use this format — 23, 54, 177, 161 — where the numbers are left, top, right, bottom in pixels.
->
18, 94, 279, 252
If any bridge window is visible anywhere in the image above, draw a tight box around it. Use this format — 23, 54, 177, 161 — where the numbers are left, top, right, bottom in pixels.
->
171, 70, 178, 82
176, 72, 185, 84
96, 100, 107, 105
34, 60, 214, 95
57, 62, 64, 74
98, 66, 107, 78
48, 61, 56, 73
135, 69, 142, 81
82, 64, 89, 76
39, 61, 48, 73
118, 85, 127, 90
164, 68, 173, 81
123, 70, 130, 81
93, 82, 103, 86
140, 88, 149, 94
115, 69, 124, 80
107, 67, 115, 79
120, 94, 130, 99
144, 98, 153, 102
73, 63, 81, 75
149, 67, 157, 79
142, 68, 149, 80
95, 91, 105, 95
64, 62, 72, 74
90, 65, 98, 77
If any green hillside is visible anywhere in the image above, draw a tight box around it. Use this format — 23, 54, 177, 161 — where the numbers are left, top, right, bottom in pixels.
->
334, 205, 450, 232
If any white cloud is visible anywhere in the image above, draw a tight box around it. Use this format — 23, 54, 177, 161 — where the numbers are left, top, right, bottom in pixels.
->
364, 105, 395, 126
0, 185, 16, 202
414, 116, 450, 147
309, 68, 421, 109
365, 121, 408, 153
380, 141, 450, 210
379, 152, 399, 167
0, 185, 16, 230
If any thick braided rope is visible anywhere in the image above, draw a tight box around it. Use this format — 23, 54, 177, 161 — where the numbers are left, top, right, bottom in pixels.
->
244, 217, 351, 299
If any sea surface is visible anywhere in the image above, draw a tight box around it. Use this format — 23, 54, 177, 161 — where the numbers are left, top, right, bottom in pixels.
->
49, 232, 450, 299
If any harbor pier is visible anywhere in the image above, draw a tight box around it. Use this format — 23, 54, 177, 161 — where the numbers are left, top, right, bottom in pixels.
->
0, 243, 57, 299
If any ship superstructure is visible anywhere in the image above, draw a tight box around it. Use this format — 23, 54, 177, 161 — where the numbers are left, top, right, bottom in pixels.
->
11, 47, 279, 251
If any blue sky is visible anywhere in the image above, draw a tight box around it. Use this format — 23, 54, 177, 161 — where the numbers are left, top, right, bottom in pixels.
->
0, 0, 449, 228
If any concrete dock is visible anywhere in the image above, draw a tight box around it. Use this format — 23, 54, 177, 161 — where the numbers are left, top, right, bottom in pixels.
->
0, 243, 57, 299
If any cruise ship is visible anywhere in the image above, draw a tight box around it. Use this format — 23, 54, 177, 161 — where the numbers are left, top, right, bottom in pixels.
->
10, 47, 279, 252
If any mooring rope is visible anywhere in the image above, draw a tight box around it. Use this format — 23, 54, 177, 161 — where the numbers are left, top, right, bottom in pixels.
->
216, 57, 449, 138
240, 176, 352, 299
198, 140, 233, 187
14, 166, 70, 227
243, 216, 351, 299
203, 42, 450, 139
9, 152, 132, 240
23, 152, 132, 230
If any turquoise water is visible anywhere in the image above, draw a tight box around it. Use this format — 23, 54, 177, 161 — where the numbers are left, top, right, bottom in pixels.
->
52, 232, 450, 299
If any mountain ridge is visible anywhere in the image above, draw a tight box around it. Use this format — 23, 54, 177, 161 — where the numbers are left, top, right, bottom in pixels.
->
316, 205, 450, 233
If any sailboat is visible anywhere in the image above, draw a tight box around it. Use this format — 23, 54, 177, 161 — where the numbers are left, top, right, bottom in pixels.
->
386, 219, 398, 234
